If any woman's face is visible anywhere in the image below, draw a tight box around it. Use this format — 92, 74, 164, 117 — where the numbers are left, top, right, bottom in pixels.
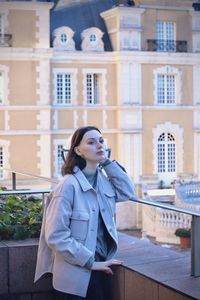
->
75, 130, 106, 165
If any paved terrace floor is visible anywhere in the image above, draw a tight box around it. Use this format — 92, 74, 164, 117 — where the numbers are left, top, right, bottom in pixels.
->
116, 232, 200, 300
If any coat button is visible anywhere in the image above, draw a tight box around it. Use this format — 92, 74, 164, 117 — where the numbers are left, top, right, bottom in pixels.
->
92, 208, 95, 212
109, 228, 112, 232
91, 229, 94, 232
101, 208, 105, 213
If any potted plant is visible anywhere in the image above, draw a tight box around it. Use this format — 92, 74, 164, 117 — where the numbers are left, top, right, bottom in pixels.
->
174, 228, 191, 249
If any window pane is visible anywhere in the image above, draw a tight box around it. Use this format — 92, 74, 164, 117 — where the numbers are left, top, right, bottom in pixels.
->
158, 143, 165, 172
157, 74, 165, 104
156, 21, 175, 52
56, 73, 71, 104
57, 145, 63, 175
86, 74, 99, 104
166, 75, 175, 104
0, 72, 3, 104
157, 74, 175, 105
168, 143, 176, 172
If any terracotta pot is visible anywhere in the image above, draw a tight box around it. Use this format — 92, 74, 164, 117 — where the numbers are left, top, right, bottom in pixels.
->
180, 237, 191, 249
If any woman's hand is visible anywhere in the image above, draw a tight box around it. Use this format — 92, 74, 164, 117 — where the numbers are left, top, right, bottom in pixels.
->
91, 259, 123, 275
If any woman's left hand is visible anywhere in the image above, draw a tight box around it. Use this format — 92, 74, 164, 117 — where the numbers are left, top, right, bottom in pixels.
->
91, 259, 123, 275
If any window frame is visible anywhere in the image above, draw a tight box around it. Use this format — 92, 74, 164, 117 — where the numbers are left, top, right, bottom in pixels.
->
0, 65, 9, 105
0, 140, 10, 180
156, 21, 176, 52
153, 65, 182, 106
53, 139, 66, 178
82, 68, 107, 105
53, 68, 77, 106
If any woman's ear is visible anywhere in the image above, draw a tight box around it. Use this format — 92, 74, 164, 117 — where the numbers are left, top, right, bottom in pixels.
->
74, 146, 81, 156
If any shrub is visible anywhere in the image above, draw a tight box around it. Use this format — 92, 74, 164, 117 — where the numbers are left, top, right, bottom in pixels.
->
0, 195, 42, 240
174, 228, 191, 238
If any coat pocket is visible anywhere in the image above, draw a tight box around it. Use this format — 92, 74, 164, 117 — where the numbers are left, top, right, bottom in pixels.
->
104, 191, 116, 216
69, 211, 89, 241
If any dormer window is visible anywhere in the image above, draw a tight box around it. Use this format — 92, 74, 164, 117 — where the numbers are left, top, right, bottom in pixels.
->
60, 33, 67, 44
53, 26, 75, 51
81, 27, 104, 51
89, 34, 96, 43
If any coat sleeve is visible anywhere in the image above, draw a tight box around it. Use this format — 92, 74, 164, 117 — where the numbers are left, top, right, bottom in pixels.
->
44, 183, 93, 267
102, 160, 136, 202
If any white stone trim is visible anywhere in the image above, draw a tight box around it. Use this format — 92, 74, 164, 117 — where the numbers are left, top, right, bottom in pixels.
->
81, 27, 104, 52
152, 122, 184, 176
0, 8, 9, 34
118, 63, 141, 104
53, 26, 75, 51
36, 60, 50, 105
0, 139, 10, 180
73, 110, 78, 129
153, 65, 182, 105
194, 132, 200, 179
119, 110, 142, 130
102, 110, 108, 129
190, 11, 200, 52
36, 9, 50, 48
53, 67, 78, 105
193, 65, 200, 104
36, 109, 51, 130
53, 110, 58, 130
37, 135, 51, 177
4, 110, 9, 130
194, 111, 200, 129
0, 2, 53, 10
132, 133, 142, 183
82, 110, 87, 126
0, 64, 9, 105
82, 68, 107, 105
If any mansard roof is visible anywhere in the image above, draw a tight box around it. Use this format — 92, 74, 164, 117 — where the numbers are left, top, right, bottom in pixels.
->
51, 0, 117, 51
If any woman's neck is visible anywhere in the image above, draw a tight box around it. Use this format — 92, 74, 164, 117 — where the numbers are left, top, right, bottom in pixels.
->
83, 163, 98, 175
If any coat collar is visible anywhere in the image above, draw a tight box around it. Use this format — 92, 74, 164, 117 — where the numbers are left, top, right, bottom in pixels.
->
73, 166, 100, 192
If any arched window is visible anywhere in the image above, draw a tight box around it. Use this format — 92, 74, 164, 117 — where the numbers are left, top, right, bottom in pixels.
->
157, 132, 176, 175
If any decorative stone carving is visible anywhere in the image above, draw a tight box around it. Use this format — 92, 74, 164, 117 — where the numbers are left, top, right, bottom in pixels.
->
81, 27, 104, 51
53, 26, 75, 51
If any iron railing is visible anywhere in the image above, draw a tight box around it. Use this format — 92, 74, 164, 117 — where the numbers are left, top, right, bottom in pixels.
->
0, 34, 12, 47
147, 39, 187, 53
0, 168, 200, 277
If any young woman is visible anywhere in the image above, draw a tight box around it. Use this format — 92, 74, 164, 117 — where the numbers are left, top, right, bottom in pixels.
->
34, 126, 135, 299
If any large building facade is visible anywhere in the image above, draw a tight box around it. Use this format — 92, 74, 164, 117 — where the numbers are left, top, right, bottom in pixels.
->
0, 0, 200, 192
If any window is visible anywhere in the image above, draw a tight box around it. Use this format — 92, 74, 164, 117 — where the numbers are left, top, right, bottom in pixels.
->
156, 21, 176, 52
89, 34, 96, 43
154, 66, 182, 105
56, 73, 72, 105
157, 74, 175, 104
157, 133, 176, 173
60, 33, 67, 44
0, 146, 3, 179
53, 68, 77, 105
56, 144, 64, 177
86, 74, 99, 104
0, 72, 3, 104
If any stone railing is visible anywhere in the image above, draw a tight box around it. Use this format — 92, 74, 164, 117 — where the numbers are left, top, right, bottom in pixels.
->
142, 205, 192, 244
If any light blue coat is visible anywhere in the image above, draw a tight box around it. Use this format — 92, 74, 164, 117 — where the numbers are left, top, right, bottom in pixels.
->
34, 160, 135, 297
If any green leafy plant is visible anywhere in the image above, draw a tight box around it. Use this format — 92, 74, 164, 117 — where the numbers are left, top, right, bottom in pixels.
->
0, 195, 42, 240
174, 228, 191, 238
